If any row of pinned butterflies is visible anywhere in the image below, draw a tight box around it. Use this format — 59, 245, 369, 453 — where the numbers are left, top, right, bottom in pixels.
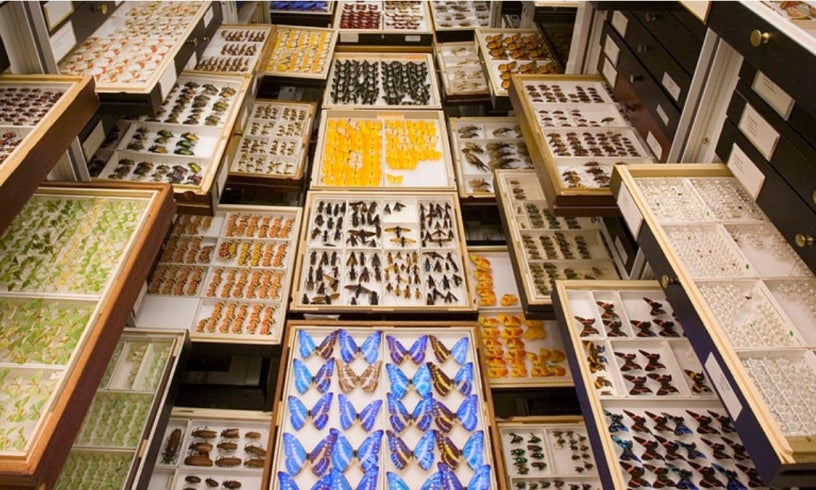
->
278, 428, 491, 490
298, 329, 470, 366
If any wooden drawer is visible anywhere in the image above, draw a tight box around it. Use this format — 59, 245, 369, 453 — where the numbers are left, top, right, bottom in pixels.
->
725, 83, 816, 215
600, 24, 674, 161
618, 11, 692, 108
633, 8, 703, 74
708, 1, 816, 119
716, 120, 816, 271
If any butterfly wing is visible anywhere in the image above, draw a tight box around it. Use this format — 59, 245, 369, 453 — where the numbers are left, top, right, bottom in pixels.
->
409, 335, 428, 364
278, 472, 300, 490
331, 468, 353, 490
387, 363, 410, 399
337, 361, 358, 394
311, 429, 339, 477
387, 392, 410, 433
338, 393, 357, 431
288, 395, 308, 430
386, 429, 412, 470
298, 329, 317, 359
386, 335, 408, 365
415, 429, 436, 471
313, 392, 333, 430
433, 398, 456, 434
387, 335, 427, 365
420, 472, 443, 490
437, 462, 464, 490
463, 431, 485, 470
436, 431, 462, 468
457, 394, 479, 432
387, 472, 411, 490
357, 466, 379, 490
312, 472, 333, 490
451, 337, 469, 365
315, 359, 335, 394
358, 360, 382, 393
359, 399, 382, 432
332, 431, 354, 473
428, 335, 451, 364
467, 464, 492, 490
413, 363, 432, 397
427, 362, 454, 396
360, 331, 382, 364
316, 330, 338, 359
293, 359, 311, 395
454, 362, 474, 396
358, 429, 383, 471
283, 432, 307, 475
412, 394, 434, 432
338, 329, 359, 363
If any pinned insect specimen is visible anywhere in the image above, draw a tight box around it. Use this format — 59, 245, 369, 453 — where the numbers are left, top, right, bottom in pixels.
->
162, 428, 182, 464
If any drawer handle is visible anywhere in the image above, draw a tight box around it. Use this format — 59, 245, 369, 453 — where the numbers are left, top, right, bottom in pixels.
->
645, 12, 657, 22
795, 234, 815, 247
186, 38, 200, 48
812, 189, 816, 205
636, 44, 651, 53
659, 274, 679, 288
750, 30, 770, 47
92, 4, 108, 14
629, 74, 643, 83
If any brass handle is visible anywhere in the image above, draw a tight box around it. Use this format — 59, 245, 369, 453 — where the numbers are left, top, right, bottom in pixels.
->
186, 38, 200, 48
629, 74, 643, 83
644, 12, 657, 22
795, 234, 815, 247
660, 274, 678, 288
750, 29, 770, 47
92, 4, 108, 14
636, 44, 650, 53
812, 188, 816, 205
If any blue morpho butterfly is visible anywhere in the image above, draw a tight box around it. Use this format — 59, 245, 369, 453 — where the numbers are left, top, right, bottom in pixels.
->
425, 362, 475, 397
434, 430, 485, 470
289, 392, 333, 430
386, 429, 435, 471
387, 392, 433, 433
386, 335, 428, 364
283, 429, 339, 477
333, 429, 383, 472
387, 363, 432, 399
339, 329, 381, 364
338, 393, 382, 432
313, 467, 379, 490
428, 335, 469, 365
299, 329, 339, 360
293, 358, 334, 395
387, 462, 492, 490
432, 394, 479, 433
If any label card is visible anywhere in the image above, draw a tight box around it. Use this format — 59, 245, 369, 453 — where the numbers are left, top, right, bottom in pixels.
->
752, 71, 794, 120
204, 6, 214, 29
662, 72, 681, 102
617, 184, 643, 238
737, 103, 780, 161
646, 131, 662, 160
705, 353, 743, 420
159, 63, 178, 102
611, 11, 628, 36
727, 143, 765, 199
601, 57, 618, 89
656, 104, 669, 126
43, 1, 74, 30
603, 36, 620, 65
51, 22, 76, 62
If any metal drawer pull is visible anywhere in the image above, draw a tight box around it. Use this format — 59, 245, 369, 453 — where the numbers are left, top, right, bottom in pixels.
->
750, 30, 770, 47
636, 44, 651, 53
659, 274, 679, 288
92, 4, 108, 14
795, 234, 815, 247
629, 74, 643, 83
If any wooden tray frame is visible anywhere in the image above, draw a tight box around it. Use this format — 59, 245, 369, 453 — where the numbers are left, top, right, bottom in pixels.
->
263, 320, 505, 490
0, 75, 98, 236
0, 183, 175, 488
259, 25, 338, 81
509, 74, 653, 217
189, 24, 274, 76
291, 190, 476, 314
310, 109, 455, 191
434, 42, 491, 101
333, 1, 434, 46
612, 163, 816, 485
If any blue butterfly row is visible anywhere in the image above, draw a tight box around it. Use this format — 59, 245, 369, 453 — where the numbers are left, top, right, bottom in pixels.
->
292, 358, 475, 400
280, 428, 488, 488
278, 463, 491, 490
288, 392, 479, 434
297, 329, 470, 366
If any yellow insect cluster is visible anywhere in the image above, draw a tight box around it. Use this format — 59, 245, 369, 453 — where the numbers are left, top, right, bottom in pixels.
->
480, 314, 567, 379
469, 254, 519, 307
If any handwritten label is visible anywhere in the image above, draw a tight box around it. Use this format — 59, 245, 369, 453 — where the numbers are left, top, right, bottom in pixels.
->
340, 32, 359, 43
738, 103, 780, 161
727, 143, 765, 199
51, 22, 76, 62
603, 36, 620, 64
81, 121, 106, 159
601, 57, 618, 89
204, 6, 214, 29
656, 104, 669, 126
43, 1, 74, 30
646, 131, 662, 160
611, 11, 628, 36
405, 35, 421, 42
752, 71, 794, 120
662, 72, 681, 102
617, 184, 643, 238
705, 353, 743, 420
159, 63, 178, 102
